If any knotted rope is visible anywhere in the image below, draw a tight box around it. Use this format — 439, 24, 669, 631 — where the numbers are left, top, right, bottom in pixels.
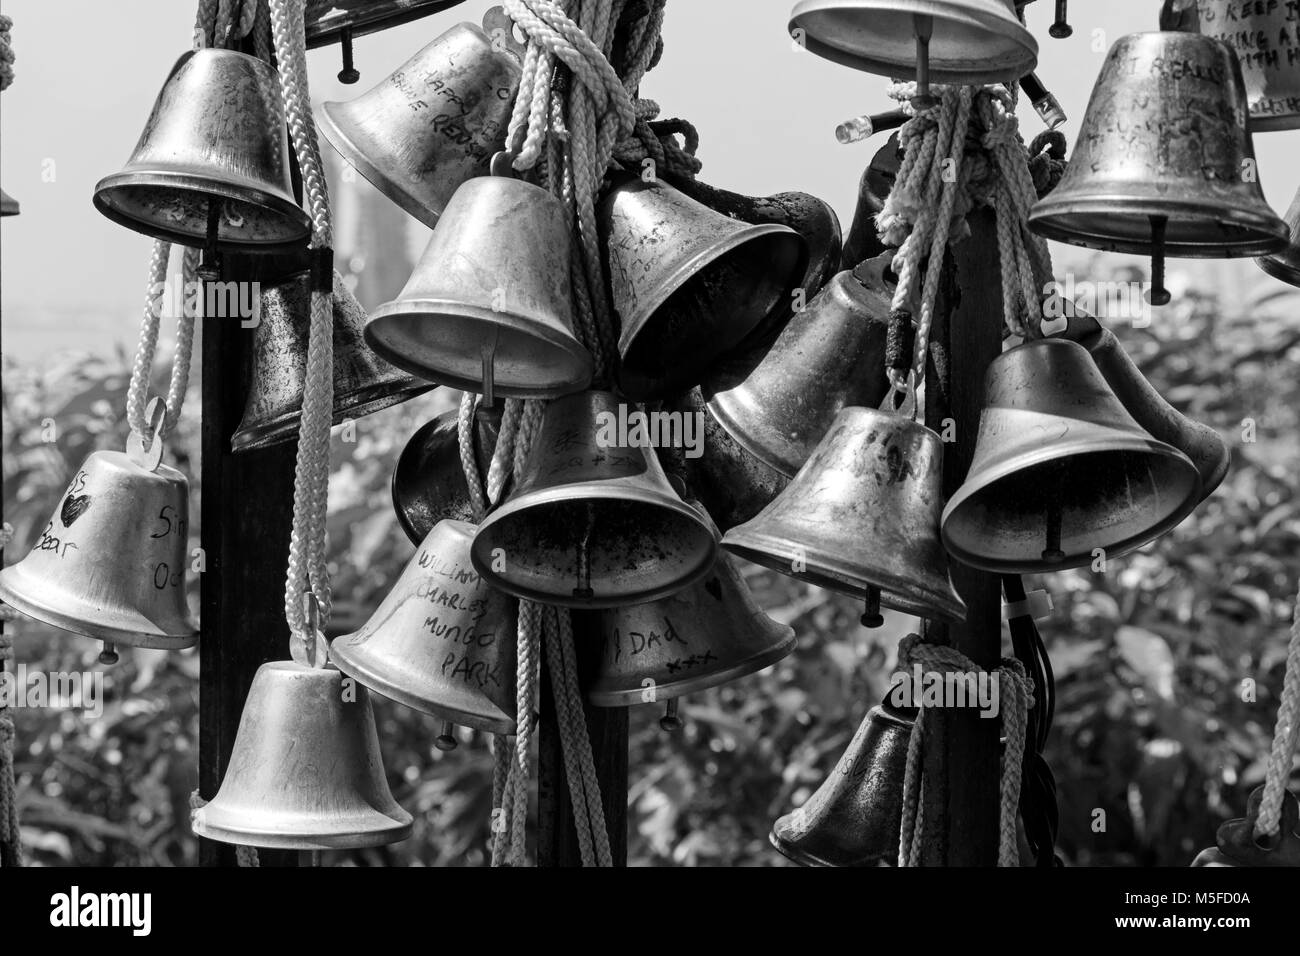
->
1255, 579, 1300, 840
0, 523, 21, 867
894, 634, 1034, 867
0, 15, 15, 91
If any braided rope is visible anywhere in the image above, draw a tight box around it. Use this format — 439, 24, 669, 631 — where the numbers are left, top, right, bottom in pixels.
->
1256, 578, 1300, 838
486, 399, 524, 505
457, 391, 488, 522
0, 527, 21, 865
0, 14, 15, 91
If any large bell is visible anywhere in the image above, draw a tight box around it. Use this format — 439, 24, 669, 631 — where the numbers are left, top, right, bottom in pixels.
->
723, 406, 967, 625
94, 49, 310, 250
1188, 0, 1300, 131
600, 174, 806, 401
788, 0, 1037, 89
317, 10, 522, 227
941, 338, 1202, 572
191, 661, 412, 849
332, 519, 518, 734
471, 390, 720, 608
391, 409, 498, 546
770, 705, 912, 867
366, 176, 593, 399
0, 188, 18, 217
588, 542, 795, 706
0, 450, 197, 650
232, 270, 432, 452
1028, 31, 1287, 297
704, 255, 894, 479
1257, 187, 1300, 288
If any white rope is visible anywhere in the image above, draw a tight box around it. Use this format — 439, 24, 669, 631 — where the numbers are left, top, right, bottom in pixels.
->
0, 519, 20, 863
1256, 579, 1300, 838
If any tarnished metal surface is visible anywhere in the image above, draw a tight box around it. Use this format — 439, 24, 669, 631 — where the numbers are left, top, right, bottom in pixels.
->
317, 11, 522, 227
332, 519, 518, 733
770, 705, 912, 867
232, 270, 432, 452
841, 136, 901, 269
723, 406, 967, 623
0, 451, 198, 649
367, 176, 593, 398
788, 0, 1037, 84
600, 175, 805, 401
1192, 0, 1300, 131
391, 410, 498, 545
1029, 32, 1287, 257
588, 543, 795, 706
1257, 186, 1300, 287
471, 390, 719, 608
704, 256, 894, 479
94, 49, 309, 249
306, 0, 470, 47
191, 662, 412, 849
941, 338, 1201, 572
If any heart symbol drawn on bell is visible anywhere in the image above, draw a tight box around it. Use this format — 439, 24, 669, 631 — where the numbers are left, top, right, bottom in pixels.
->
60, 493, 93, 527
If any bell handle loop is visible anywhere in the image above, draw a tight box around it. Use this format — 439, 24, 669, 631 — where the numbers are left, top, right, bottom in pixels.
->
127, 397, 168, 473
882, 370, 918, 422
291, 591, 330, 669
482, 6, 526, 62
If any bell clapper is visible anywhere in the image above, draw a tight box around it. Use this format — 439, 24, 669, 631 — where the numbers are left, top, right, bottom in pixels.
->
860, 585, 884, 628
1146, 215, 1172, 306
337, 27, 360, 84
480, 335, 498, 413
199, 199, 222, 283
434, 721, 458, 752
910, 15, 939, 112
1019, 73, 1067, 130
659, 698, 683, 732
1042, 466, 1066, 563
572, 502, 596, 600
98, 643, 120, 667
1049, 0, 1073, 39
835, 109, 908, 145
299, 850, 322, 867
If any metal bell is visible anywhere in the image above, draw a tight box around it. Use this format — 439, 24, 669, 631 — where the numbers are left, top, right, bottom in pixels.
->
0, 450, 197, 650
789, 0, 1037, 105
232, 270, 432, 452
94, 49, 310, 250
704, 255, 894, 479
941, 338, 1202, 573
317, 9, 522, 227
191, 661, 412, 849
1257, 187, 1300, 288
332, 519, 518, 733
588, 542, 795, 706
470, 390, 720, 608
366, 176, 594, 399
1188, 0, 1300, 131
306, 1, 469, 47
600, 174, 806, 400
770, 705, 912, 867
722, 406, 967, 625
1028, 32, 1287, 304
841, 136, 899, 269
0, 188, 19, 217
391, 409, 499, 546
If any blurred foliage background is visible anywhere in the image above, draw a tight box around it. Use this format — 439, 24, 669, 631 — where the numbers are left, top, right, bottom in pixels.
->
2, 257, 1299, 867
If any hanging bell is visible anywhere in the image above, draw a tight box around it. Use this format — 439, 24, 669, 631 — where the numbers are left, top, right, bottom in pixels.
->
0, 188, 19, 217
600, 173, 806, 401
771, 705, 912, 867
588, 540, 795, 706
788, 0, 1037, 107
941, 338, 1202, 573
331, 519, 518, 734
723, 406, 967, 625
1257, 187, 1300, 288
232, 269, 432, 452
391, 409, 499, 546
191, 661, 412, 849
1028, 32, 1287, 305
841, 136, 900, 269
704, 255, 895, 479
1192, 786, 1300, 867
317, 9, 523, 227
1188, 0, 1300, 131
471, 390, 720, 608
94, 49, 310, 250
366, 176, 593, 400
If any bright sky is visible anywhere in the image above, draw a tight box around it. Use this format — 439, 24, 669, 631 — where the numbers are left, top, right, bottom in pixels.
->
1, 0, 1296, 364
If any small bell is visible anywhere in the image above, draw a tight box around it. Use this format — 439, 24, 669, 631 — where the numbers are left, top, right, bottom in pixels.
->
232, 269, 432, 452
1257, 187, 1300, 288
191, 661, 413, 849
1188, 0, 1300, 131
391, 409, 499, 546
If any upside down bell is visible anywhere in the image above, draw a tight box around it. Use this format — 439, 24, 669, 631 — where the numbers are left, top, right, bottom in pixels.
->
391, 409, 499, 546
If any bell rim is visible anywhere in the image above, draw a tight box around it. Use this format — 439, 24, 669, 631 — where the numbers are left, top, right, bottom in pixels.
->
391, 417, 472, 547
305, 0, 470, 47
586, 630, 796, 707
1256, 253, 1300, 289
705, 391, 806, 479
0, 567, 198, 649
93, 170, 312, 251
1028, 198, 1290, 258
365, 300, 595, 399
192, 812, 414, 850
1247, 113, 1300, 133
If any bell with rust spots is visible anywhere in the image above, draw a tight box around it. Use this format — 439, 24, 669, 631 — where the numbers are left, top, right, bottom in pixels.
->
723, 406, 967, 625
1186, 0, 1300, 132
588, 540, 795, 707
600, 174, 806, 401
232, 270, 432, 452
366, 176, 593, 400
391, 409, 499, 546
704, 255, 894, 479
94, 49, 310, 250
191, 661, 412, 849
471, 390, 719, 608
789, 0, 1037, 108
771, 705, 912, 866
332, 519, 518, 739
317, 9, 522, 227
1028, 32, 1287, 305
0, 448, 197, 653
941, 338, 1202, 573
1257, 187, 1300, 288
0, 188, 19, 217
